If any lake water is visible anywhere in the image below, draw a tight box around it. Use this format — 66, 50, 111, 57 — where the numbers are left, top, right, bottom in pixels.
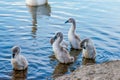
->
0, 0, 120, 80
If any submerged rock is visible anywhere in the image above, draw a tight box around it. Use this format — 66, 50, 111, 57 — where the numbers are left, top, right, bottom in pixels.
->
56, 60, 120, 80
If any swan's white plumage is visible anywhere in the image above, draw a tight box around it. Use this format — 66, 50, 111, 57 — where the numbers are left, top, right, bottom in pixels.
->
26, 0, 48, 6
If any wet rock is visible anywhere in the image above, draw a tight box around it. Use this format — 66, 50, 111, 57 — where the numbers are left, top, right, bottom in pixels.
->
55, 60, 120, 80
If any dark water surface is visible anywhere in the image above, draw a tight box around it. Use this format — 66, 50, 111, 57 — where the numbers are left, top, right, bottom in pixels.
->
0, 0, 120, 80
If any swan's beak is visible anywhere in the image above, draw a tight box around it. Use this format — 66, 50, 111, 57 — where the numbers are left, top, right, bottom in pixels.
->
65, 20, 69, 23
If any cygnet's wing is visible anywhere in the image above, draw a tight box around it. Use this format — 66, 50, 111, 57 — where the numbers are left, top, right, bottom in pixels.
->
61, 40, 68, 48
75, 34, 81, 42
87, 41, 96, 58
20, 55, 28, 67
61, 48, 70, 63
11, 58, 17, 66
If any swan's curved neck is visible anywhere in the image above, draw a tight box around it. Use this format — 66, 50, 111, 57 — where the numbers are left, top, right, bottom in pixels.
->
70, 21, 76, 33
54, 37, 63, 47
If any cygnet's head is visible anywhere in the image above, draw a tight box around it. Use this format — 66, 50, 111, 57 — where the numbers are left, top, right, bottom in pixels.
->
12, 46, 21, 58
50, 32, 63, 45
80, 39, 88, 50
80, 38, 93, 49
65, 18, 75, 23
53, 32, 63, 41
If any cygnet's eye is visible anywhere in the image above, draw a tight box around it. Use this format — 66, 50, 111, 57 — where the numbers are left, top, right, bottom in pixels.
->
83, 42, 87, 49
83, 46, 86, 49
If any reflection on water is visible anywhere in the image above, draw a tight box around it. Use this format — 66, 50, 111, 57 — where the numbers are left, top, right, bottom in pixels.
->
0, 0, 120, 80
82, 58, 95, 65
31, 24, 37, 38
52, 63, 69, 79
12, 69, 28, 80
27, 4, 51, 39
69, 49, 82, 60
27, 4, 51, 25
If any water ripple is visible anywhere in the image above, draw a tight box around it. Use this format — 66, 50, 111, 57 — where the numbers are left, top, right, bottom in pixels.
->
0, 0, 120, 80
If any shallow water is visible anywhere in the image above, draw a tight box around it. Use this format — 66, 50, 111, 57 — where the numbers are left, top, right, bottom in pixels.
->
0, 0, 120, 80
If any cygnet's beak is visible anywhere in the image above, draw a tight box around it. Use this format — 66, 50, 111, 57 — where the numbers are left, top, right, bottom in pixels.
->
12, 53, 15, 58
65, 20, 69, 23
53, 35, 57, 40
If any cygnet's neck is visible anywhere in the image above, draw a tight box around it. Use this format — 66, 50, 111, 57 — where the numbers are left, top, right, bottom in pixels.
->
14, 53, 20, 59
53, 37, 62, 47
69, 21, 76, 34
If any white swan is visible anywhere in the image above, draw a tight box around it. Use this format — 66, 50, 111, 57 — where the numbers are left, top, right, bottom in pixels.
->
52, 32, 74, 64
11, 46, 28, 70
26, 0, 48, 6
80, 38, 96, 59
65, 18, 81, 50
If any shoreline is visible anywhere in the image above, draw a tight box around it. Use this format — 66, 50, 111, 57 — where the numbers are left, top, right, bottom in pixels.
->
55, 60, 120, 80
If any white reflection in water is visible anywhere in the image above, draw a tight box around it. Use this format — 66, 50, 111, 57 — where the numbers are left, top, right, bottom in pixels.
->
27, 4, 51, 26
27, 4, 51, 39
